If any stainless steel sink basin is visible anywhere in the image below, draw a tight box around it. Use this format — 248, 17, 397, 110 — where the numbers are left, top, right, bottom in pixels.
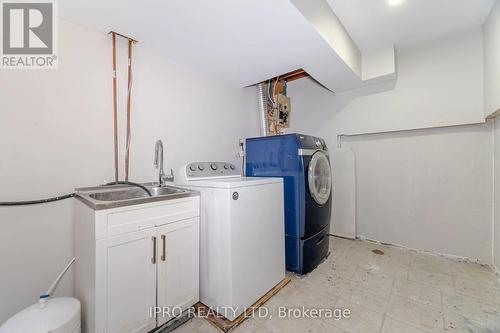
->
89, 188, 149, 201
149, 186, 186, 196
76, 184, 198, 210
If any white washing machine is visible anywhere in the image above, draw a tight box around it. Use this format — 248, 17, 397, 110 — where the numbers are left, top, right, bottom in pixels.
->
176, 161, 285, 320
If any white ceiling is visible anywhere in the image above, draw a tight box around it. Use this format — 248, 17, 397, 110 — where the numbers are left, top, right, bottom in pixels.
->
328, 0, 495, 52
59, 0, 493, 90
59, 0, 365, 91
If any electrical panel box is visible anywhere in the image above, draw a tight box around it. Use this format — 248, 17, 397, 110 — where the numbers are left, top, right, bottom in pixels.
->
277, 93, 291, 128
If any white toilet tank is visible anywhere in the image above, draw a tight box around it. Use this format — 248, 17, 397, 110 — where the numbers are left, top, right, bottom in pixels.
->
0, 297, 81, 333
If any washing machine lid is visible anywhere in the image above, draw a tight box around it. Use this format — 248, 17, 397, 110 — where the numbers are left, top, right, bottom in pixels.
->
181, 176, 282, 189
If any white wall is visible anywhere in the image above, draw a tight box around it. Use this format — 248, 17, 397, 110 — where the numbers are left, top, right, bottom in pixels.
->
362, 46, 396, 82
495, 119, 500, 271
311, 30, 483, 136
484, 0, 500, 274
0, 19, 259, 323
484, 0, 500, 118
287, 30, 493, 263
342, 125, 493, 262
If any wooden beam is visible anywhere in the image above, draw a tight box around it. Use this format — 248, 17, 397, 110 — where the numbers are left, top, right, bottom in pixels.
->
194, 277, 291, 332
283, 70, 309, 82
262, 68, 310, 84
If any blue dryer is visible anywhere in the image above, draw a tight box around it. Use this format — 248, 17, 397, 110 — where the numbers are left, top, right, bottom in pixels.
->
245, 134, 332, 274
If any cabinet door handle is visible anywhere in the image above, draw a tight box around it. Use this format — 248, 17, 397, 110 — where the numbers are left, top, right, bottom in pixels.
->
161, 235, 166, 261
151, 236, 157, 264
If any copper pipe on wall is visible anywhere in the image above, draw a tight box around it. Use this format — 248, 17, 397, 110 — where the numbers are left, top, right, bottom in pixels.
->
111, 32, 119, 182
125, 39, 133, 181
108, 31, 137, 182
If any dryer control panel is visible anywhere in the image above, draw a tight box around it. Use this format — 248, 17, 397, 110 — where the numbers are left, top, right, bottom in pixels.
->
178, 162, 239, 181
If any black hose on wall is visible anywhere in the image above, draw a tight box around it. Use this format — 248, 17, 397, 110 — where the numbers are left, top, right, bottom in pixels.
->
0, 181, 152, 206
0, 193, 76, 206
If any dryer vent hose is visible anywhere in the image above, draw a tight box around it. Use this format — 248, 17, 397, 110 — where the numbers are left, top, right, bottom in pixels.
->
257, 83, 268, 136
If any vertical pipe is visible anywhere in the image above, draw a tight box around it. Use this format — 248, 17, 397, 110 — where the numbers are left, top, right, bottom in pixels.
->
257, 83, 268, 136
491, 118, 496, 265
125, 39, 133, 181
239, 139, 245, 176
111, 32, 119, 182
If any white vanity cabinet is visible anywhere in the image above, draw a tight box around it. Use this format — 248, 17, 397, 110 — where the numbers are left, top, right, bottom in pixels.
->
74, 195, 200, 333
156, 217, 199, 326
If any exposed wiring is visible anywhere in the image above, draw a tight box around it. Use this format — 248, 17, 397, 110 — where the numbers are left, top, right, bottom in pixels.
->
267, 79, 274, 106
273, 76, 279, 102
273, 77, 280, 134
263, 77, 288, 135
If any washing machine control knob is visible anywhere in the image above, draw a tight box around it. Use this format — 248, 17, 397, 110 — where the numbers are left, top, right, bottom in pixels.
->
210, 163, 218, 170
230, 164, 235, 170
224, 164, 229, 169
189, 165, 196, 172
198, 164, 204, 171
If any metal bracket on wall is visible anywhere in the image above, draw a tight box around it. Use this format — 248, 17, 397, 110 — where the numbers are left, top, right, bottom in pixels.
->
336, 120, 489, 149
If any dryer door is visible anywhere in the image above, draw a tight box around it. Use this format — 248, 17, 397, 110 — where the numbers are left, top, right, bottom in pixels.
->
307, 151, 332, 205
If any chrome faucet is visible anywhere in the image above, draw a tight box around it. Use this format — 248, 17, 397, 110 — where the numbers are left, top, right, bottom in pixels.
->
154, 139, 174, 186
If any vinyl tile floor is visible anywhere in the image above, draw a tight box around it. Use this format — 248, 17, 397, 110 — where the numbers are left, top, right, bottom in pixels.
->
172, 237, 500, 333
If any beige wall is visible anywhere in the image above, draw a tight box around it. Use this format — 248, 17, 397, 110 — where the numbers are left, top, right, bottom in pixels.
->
0, 19, 259, 323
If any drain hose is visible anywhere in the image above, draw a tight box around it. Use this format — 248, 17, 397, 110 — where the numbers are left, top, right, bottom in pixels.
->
0, 181, 151, 206
0, 193, 76, 206
104, 181, 152, 196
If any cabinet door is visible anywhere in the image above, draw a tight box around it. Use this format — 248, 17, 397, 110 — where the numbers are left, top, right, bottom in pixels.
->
99, 229, 157, 333
156, 217, 199, 326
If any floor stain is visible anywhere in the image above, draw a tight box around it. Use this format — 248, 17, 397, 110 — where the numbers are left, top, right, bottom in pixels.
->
372, 249, 384, 255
